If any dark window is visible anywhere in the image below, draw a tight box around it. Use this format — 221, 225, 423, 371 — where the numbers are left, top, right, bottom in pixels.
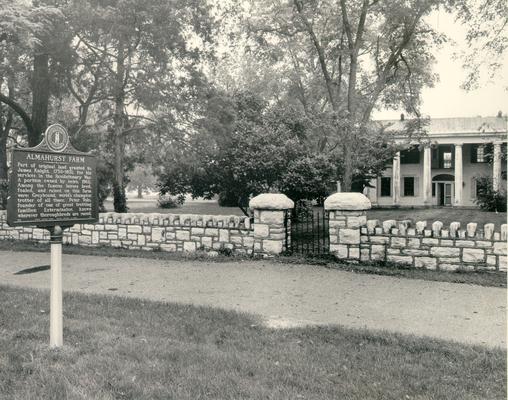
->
477, 146, 485, 162
432, 183, 436, 197
443, 152, 452, 168
475, 179, 482, 197
380, 177, 391, 197
400, 146, 420, 164
437, 145, 454, 168
404, 177, 415, 196
471, 144, 493, 163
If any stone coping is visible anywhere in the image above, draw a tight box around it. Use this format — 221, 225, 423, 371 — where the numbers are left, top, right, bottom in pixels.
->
0, 211, 252, 230
363, 218, 507, 240
324, 193, 371, 211
249, 194, 294, 210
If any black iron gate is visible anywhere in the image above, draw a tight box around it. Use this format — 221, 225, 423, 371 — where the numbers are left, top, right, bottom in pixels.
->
284, 206, 329, 255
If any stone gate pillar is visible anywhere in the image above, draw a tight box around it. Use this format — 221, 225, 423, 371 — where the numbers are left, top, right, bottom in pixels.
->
249, 193, 294, 255
324, 192, 371, 260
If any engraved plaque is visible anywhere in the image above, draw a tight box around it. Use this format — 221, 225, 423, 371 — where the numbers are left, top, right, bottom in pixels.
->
7, 125, 98, 227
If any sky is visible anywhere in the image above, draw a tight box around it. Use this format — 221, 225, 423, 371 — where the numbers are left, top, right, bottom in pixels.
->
373, 9, 508, 120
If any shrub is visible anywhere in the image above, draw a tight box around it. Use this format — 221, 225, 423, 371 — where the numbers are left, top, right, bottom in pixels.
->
218, 191, 240, 207
157, 194, 185, 209
475, 176, 507, 212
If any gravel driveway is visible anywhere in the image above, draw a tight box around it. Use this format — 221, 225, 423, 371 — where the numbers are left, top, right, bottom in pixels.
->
0, 250, 505, 349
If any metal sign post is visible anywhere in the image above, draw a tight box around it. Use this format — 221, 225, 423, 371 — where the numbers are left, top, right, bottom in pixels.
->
7, 124, 98, 348
49, 225, 63, 347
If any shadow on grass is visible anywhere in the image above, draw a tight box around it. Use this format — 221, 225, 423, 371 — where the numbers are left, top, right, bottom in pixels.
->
13, 264, 50, 275
0, 284, 505, 400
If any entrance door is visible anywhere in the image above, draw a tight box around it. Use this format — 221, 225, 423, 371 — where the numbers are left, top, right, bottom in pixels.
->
443, 183, 452, 206
433, 174, 455, 206
438, 182, 453, 206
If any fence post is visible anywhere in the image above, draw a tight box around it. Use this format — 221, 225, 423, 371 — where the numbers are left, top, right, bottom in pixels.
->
249, 193, 294, 256
324, 192, 371, 260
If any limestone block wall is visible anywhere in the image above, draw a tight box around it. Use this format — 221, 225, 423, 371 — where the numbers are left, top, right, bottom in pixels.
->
0, 210, 254, 254
325, 192, 507, 272
360, 220, 507, 271
249, 193, 294, 255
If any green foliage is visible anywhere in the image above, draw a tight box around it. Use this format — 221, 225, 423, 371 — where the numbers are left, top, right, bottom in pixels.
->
157, 91, 339, 214
96, 159, 114, 212
449, 0, 508, 89
127, 164, 157, 198
157, 194, 185, 209
474, 176, 507, 212
113, 183, 128, 213
0, 180, 7, 209
218, 192, 240, 207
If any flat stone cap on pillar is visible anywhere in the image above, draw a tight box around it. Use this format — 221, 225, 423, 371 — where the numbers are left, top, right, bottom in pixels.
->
324, 192, 371, 211
249, 193, 294, 210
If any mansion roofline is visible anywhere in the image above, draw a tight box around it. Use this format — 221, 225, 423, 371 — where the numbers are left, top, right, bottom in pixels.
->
375, 115, 507, 137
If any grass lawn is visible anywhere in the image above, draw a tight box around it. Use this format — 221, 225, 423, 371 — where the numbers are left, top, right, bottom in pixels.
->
367, 207, 507, 227
0, 285, 505, 400
104, 198, 245, 216
109, 197, 506, 227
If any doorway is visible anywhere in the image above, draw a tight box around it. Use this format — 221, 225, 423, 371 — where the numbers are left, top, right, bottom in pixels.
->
438, 182, 453, 206
432, 174, 455, 206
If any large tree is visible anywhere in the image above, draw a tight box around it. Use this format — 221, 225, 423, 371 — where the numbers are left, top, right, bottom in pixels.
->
242, 0, 442, 190
0, 1, 63, 207
158, 90, 343, 215
62, 0, 214, 212
450, 0, 508, 90
0, 1, 64, 145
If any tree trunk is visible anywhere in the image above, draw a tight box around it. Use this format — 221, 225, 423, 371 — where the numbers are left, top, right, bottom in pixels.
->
31, 53, 49, 146
113, 38, 127, 212
341, 141, 353, 192
0, 132, 8, 209
0, 96, 12, 209
137, 185, 143, 198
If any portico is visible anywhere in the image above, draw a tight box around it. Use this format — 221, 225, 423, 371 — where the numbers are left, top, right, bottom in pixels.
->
368, 116, 507, 208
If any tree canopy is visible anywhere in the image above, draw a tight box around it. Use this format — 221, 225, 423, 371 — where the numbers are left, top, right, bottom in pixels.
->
159, 90, 347, 215
0, 0, 506, 211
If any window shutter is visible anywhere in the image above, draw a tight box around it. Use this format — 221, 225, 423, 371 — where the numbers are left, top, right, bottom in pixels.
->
470, 177, 476, 198
414, 177, 420, 197
401, 176, 404, 196
432, 148, 438, 168
470, 144, 477, 163
485, 143, 493, 163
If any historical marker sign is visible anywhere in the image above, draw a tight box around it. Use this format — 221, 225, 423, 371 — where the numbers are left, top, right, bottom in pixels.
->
7, 124, 98, 347
7, 124, 98, 227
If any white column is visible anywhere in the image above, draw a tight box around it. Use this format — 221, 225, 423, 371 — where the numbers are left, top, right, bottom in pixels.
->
454, 144, 463, 206
493, 142, 502, 191
423, 146, 432, 206
392, 152, 400, 206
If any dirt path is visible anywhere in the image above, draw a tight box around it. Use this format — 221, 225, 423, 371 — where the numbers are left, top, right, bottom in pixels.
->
0, 250, 505, 349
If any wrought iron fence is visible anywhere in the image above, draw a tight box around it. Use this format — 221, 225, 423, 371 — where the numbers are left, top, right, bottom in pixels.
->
284, 206, 329, 255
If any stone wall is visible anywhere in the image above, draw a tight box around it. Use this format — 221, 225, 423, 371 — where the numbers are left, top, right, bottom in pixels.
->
0, 193, 294, 257
0, 210, 254, 255
326, 193, 507, 272
360, 219, 507, 271
2, 191, 506, 272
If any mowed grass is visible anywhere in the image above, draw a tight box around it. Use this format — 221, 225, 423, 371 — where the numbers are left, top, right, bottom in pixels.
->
103, 198, 245, 216
0, 285, 505, 400
367, 207, 507, 227
109, 197, 507, 226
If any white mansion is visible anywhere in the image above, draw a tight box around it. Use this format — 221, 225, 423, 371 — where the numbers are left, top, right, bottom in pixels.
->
365, 116, 507, 207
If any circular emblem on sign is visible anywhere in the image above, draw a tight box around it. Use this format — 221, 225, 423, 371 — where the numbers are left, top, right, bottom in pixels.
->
44, 124, 69, 152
